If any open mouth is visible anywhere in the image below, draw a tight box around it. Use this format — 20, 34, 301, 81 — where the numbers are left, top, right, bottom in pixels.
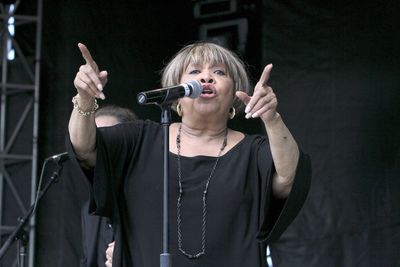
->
201, 87, 214, 94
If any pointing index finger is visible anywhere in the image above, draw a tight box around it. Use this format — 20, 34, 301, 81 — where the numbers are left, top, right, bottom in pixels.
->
78, 43, 97, 69
258, 64, 273, 86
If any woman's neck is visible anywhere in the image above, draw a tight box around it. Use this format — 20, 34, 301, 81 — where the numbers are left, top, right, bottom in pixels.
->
179, 119, 228, 141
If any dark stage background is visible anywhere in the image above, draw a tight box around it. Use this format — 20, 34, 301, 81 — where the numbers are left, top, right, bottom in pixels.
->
3, 0, 399, 266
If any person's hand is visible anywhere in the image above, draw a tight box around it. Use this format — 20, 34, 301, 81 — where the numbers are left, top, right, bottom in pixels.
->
105, 241, 114, 267
73, 43, 108, 101
236, 64, 278, 123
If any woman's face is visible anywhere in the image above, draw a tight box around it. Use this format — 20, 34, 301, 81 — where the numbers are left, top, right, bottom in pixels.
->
179, 62, 235, 119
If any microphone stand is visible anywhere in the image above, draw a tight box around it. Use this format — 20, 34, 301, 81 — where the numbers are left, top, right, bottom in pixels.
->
159, 103, 172, 267
0, 162, 64, 265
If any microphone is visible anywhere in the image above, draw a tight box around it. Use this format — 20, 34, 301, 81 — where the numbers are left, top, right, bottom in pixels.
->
46, 152, 69, 164
137, 80, 202, 105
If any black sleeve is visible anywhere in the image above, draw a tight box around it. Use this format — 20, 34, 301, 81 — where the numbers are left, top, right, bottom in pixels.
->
257, 150, 312, 242
65, 121, 144, 218
91, 121, 143, 218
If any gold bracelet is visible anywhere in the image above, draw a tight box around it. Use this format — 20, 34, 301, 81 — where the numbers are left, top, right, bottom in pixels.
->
72, 95, 99, 116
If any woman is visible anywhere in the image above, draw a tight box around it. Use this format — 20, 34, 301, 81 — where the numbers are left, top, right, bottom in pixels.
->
68, 42, 311, 266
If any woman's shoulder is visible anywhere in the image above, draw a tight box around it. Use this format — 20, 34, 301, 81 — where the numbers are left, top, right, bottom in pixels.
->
226, 129, 244, 151
229, 129, 267, 144
224, 129, 268, 155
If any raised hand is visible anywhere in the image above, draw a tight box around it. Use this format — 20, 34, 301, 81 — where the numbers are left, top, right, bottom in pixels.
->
236, 64, 278, 123
73, 43, 108, 100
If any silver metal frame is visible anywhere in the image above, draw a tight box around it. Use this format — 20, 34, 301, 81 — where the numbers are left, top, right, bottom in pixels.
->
0, 0, 42, 266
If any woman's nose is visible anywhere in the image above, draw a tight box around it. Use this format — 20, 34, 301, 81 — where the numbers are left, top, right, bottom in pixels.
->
200, 72, 214, 84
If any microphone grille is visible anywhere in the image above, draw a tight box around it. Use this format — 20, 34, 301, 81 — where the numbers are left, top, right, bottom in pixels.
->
187, 80, 202, 99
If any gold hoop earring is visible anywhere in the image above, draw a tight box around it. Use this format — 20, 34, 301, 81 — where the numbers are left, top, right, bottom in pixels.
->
177, 103, 183, 117
228, 107, 236, 119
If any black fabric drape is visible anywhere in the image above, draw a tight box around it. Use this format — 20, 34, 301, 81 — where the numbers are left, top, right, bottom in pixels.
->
263, 1, 400, 266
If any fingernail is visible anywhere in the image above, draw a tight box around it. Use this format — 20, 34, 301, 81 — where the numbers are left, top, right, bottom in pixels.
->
97, 84, 103, 91
99, 93, 106, 100
245, 105, 250, 113
245, 113, 252, 119
251, 112, 258, 118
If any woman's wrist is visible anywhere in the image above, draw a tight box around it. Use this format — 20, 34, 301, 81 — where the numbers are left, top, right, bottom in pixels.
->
263, 112, 281, 128
72, 94, 98, 116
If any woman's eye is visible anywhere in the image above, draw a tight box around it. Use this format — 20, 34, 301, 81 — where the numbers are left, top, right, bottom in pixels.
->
214, 69, 226, 75
188, 69, 200, 74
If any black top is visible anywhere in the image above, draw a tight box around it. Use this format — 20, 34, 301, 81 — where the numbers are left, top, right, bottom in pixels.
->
80, 201, 114, 267
67, 120, 311, 267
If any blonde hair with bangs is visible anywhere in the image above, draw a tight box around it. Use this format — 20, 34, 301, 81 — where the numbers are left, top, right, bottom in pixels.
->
161, 42, 251, 113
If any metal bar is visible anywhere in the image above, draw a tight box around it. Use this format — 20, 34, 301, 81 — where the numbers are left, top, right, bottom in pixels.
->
0, 4, 11, 250
4, 99, 33, 153
0, 14, 38, 22
0, 2, 41, 266
0, 154, 32, 161
0, 83, 35, 90
2, 168, 27, 214
0, 225, 16, 232
28, 0, 42, 265
11, 36, 35, 81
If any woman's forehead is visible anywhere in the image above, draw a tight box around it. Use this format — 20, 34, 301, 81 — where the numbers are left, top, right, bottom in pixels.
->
185, 62, 226, 68
185, 48, 227, 63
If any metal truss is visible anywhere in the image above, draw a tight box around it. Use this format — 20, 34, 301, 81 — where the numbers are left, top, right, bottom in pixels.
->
0, 0, 42, 266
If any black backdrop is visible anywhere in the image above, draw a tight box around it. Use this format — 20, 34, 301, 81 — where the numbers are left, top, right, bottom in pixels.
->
4, 0, 399, 266
262, 1, 400, 266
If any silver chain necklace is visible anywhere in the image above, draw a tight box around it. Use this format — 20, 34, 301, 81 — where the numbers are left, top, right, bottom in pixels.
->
176, 124, 228, 259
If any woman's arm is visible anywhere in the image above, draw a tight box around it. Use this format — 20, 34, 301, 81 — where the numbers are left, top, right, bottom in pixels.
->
262, 112, 299, 198
236, 64, 299, 198
69, 43, 108, 168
